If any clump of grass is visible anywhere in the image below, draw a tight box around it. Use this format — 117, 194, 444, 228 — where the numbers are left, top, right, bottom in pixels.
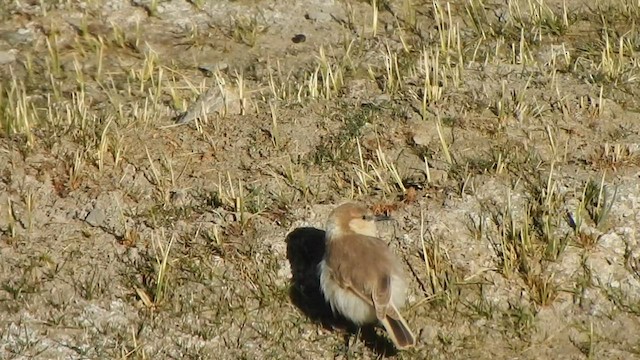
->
1, 257, 49, 306
418, 207, 462, 309
134, 230, 176, 309
568, 172, 617, 236
75, 267, 108, 301
486, 160, 567, 307
231, 14, 266, 47
312, 106, 371, 166
0, 76, 38, 148
505, 302, 537, 340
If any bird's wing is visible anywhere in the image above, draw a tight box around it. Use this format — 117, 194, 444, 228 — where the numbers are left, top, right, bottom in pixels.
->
336, 254, 416, 349
331, 268, 376, 307
372, 274, 392, 320
328, 234, 395, 309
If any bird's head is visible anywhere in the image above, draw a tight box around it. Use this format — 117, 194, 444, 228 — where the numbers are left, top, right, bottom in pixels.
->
325, 202, 391, 239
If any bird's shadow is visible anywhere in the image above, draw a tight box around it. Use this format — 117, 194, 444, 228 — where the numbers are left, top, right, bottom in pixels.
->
285, 227, 398, 357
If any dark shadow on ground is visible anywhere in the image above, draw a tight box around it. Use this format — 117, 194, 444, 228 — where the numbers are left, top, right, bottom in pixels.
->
285, 227, 397, 357
286, 227, 334, 325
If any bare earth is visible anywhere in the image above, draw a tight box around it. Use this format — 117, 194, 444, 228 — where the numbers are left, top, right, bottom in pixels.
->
1, 0, 640, 359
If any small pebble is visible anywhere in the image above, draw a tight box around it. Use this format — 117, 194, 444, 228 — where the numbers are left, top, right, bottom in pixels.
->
0, 50, 17, 65
291, 34, 306, 43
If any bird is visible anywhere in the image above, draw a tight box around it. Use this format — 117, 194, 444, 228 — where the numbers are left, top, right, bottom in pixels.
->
318, 202, 416, 349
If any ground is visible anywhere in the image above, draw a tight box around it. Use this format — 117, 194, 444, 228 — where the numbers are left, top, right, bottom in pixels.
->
1, 0, 640, 359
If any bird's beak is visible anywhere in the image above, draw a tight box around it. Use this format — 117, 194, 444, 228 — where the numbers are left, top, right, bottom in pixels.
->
374, 214, 393, 222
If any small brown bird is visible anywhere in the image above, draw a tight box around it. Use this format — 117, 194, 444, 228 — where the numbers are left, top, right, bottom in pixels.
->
319, 202, 416, 349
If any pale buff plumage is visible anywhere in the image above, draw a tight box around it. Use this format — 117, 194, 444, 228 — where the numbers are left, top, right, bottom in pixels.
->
318, 203, 416, 349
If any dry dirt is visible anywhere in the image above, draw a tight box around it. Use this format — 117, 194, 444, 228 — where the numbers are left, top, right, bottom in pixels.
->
1, 0, 640, 359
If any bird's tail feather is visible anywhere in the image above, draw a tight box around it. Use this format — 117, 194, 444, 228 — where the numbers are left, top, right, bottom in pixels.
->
379, 305, 416, 349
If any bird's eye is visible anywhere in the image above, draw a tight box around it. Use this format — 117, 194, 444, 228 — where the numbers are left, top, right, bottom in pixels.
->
362, 215, 367, 220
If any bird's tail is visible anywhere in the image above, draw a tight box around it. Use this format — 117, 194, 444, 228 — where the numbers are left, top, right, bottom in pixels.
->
379, 305, 416, 349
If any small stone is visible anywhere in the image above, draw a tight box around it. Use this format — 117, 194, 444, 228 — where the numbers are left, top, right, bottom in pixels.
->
5, 29, 34, 45
291, 34, 306, 43
421, 325, 439, 343
428, 169, 449, 183
0, 50, 16, 65
305, 10, 332, 22
85, 208, 106, 227
197, 63, 228, 76
410, 120, 440, 147
412, 133, 430, 147
362, 94, 391, 107
170, 190, 189, 207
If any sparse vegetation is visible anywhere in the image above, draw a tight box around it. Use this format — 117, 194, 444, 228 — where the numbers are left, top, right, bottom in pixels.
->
0, 0, 639, 358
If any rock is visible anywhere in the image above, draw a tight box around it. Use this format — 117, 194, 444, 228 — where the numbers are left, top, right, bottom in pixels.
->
197, 63, 229, 76
177, 84, 242, 124
409, 119, 441, 147
421, 325, 439, 343
83, 192, 126, 237
0, 50, 16, 65
428, 168, 448, 183
85, 207, 106, 227
4, 28, 34, 45
305, 9, 332, 22
291, 34, 306, 43
170, 189, 190, 207
412, 132, 431, 147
